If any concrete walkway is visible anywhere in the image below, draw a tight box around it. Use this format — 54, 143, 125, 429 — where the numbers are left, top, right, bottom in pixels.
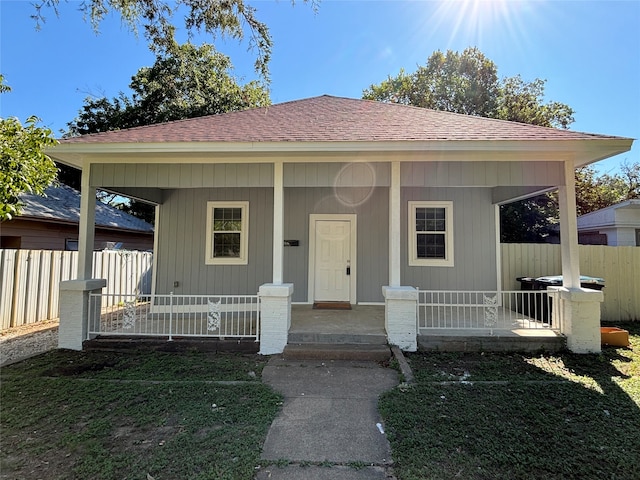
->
256, 357, 399, 480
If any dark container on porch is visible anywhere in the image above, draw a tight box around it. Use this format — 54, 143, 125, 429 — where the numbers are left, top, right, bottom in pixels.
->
516, 275, 605, 322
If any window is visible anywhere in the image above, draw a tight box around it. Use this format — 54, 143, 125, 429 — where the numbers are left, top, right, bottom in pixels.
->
408, 201, 454, 267
205, 202, 249, 265
65, 239, 78, 251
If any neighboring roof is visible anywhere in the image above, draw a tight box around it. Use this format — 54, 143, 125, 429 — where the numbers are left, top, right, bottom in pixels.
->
17, 184, 154, 233
61, 95, 626, 145
577, 199, 640, 230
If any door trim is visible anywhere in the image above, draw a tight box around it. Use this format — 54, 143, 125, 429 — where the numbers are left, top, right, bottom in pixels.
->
308, 214, 357, 304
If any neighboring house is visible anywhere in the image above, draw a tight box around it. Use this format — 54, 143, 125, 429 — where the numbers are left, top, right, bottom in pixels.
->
0, 184, 154, 251
47, 95, 633, 354
577, 199, 640, 246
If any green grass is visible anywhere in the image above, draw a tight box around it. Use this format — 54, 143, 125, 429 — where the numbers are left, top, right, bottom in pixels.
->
1, 350, 282, 480
380, 322, 640, 480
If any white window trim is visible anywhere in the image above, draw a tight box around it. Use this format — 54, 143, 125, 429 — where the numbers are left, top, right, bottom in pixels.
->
205, 201, 249, 265
408, 201, 454, 267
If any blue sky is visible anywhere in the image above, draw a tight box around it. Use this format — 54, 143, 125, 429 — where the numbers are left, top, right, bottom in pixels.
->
1, 0, 638, 173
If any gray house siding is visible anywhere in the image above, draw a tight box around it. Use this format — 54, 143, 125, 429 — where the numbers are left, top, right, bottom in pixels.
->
91, 163, 274, 188
155, 187, 274, 295
283, 186, 389, 303
90, 161, 530, 299
401, 187, 498, 291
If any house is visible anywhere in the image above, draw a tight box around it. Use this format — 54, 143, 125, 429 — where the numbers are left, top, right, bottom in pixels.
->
47, 95, 633, 354
1, 184, 154, 251
577, 199, 640, 246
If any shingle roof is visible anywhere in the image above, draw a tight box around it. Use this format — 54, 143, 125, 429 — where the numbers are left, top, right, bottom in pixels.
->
60, 95, 623, 145
19, 184, 154, 233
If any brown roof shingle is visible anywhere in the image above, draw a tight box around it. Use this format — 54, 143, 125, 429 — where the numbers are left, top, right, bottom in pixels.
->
61, 95, 624, 145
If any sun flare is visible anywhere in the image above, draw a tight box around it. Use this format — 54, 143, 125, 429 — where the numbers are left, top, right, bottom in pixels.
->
424, 0, 541, 53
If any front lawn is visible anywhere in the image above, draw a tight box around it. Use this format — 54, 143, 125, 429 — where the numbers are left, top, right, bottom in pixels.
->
0, 350, 282, 480
380, 322, 640, 480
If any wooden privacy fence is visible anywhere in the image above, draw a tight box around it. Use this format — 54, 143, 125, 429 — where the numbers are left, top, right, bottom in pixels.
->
501, 244, 640, 322
0, 249, 153, 329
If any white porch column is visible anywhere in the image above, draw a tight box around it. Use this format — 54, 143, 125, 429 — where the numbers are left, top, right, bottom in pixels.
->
272, 160, 285, 285
259, 283, 293, 354
558, 159, 581, 288
383, 162, 418, 351
383, 286, 418, 351
78, 165, 97, 280
389, 161, 401, 287
554, 159, 603, 353
59, 164, 106, 351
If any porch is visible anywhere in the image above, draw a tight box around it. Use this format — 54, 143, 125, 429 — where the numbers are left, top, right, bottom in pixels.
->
81, 293, 564, 353
289, 301, 564, 353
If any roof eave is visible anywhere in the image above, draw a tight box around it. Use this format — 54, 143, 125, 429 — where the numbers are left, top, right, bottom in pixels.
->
48, 138, 634, 169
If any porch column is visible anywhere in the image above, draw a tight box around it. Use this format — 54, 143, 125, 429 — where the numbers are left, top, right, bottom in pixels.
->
259, 283, 293, 355
383, 286, 418, 351
383, 162, 418, 351
554, 159, 603, 353
389, 161, 401, 287
558, 159, 581, 289
272, 160, 285, 285
58, 164, 106, 351
78, 164, 96, 280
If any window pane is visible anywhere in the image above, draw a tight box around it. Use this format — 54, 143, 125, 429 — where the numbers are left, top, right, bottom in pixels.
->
416, 233, 446, 259
213, 208, 242, 231
213, 233, 241, 257
415, 207, 446, 232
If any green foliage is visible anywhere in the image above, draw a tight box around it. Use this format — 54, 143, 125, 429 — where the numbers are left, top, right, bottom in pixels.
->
363, 47, 574, 129
0, 76, 58, 221
500, 194, 558, 243
572, 163, 639, 216
67, 40, 271, 136
501, 163, 639, 242
380, 324, 640, 480
33, 0, 286, 81
1, 351, 281, 479
497, 75, 574, 128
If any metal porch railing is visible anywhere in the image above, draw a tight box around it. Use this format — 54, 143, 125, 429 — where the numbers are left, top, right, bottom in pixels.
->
417, 290, 558, 332
87, 293, 260, 341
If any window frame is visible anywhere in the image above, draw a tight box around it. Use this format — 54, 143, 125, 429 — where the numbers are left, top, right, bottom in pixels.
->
205, 201, 249, 265
408, 201, 454, 267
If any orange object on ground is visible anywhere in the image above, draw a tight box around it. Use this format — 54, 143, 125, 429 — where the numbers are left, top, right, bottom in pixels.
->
600, 327, 630, 347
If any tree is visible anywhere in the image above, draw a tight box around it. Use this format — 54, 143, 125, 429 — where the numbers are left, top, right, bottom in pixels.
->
500, 194, 558, 243
33, 0, 316, 82
0, 76, 58, 221
363, 47, 574, 129
574, 162, 640, 216
67, 40, 270, 135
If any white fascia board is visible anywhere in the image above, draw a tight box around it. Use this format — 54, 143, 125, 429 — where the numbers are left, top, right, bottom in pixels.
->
47, 137, 633, 167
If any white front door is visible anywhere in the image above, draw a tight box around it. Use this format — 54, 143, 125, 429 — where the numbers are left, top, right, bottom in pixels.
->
309, 215, 356, 303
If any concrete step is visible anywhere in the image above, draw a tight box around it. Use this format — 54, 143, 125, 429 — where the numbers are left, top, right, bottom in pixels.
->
283, 343, 392, 362
288, 332, 387, 345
